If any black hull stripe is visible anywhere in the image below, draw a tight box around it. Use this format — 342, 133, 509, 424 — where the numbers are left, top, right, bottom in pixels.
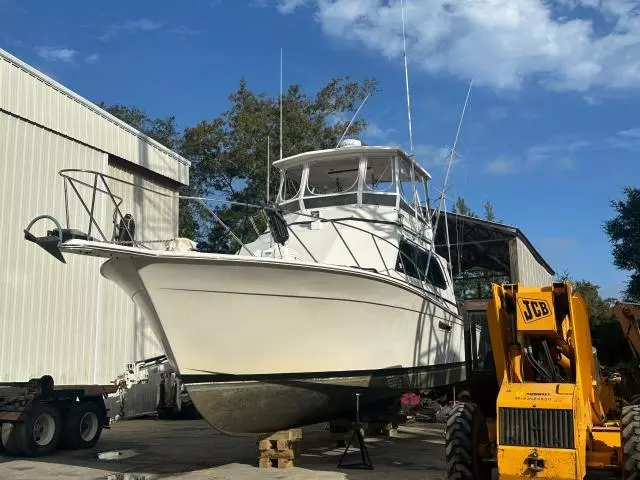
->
181, 362, 466, 384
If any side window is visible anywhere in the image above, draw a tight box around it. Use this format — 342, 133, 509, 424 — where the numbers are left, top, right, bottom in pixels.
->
395, 239, 422, 279
394, 239, 448, 290
426, 257, 447, 290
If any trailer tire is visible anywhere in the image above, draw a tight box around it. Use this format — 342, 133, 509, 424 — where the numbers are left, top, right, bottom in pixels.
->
622, 405, 640, 479
445, 402, 492, 480
61, 401, 104, 450
1, 423, 22, 456
631, 394, 640, 405
15, 403, 62, 457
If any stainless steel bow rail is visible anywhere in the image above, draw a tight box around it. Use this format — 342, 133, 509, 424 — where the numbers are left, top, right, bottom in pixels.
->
23, 169, 449, 304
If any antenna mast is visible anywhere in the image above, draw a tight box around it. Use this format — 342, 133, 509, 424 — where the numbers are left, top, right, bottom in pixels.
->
426, 80, 473, 279
280, 48, 283, 161
267, 135, 271, 203
336, 92, 371, 148
401, 0, 413, 153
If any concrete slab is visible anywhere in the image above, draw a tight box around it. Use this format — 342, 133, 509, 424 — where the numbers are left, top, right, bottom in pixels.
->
0, 419, 447, 479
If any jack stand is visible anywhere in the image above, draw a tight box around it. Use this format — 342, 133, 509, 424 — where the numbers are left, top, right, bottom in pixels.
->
337, 393, 374, 470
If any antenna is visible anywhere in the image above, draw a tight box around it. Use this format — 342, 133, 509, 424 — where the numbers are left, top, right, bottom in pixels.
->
336, 91, 371, 148
401, 0, 413, 153
426, 80, 474, 279
267, 135, 271, 203
280, 48, 283, 161
441, 79, 473, 198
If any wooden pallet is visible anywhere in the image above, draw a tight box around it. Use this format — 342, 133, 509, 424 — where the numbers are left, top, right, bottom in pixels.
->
257, 429, 302, 469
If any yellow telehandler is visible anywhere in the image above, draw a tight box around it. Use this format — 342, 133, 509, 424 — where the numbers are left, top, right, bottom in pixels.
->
445, 281, 639, 479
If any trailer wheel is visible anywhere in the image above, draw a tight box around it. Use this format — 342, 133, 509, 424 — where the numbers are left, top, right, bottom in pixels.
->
445, 402, 492, 480
61, 401, 104, 449
15, 403, 62, 457
622, 404, 640, 478
1, 423, 22, 456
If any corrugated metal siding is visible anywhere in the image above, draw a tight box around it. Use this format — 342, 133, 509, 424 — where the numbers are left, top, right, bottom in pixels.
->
0, 50, 189, 185
0, 112, 105, 384
0, 113, 180, 385
509, 237, 553, 286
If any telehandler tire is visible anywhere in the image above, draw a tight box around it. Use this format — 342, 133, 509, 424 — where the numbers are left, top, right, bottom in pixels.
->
622, 405, 640, 479
444, 402, 492, 480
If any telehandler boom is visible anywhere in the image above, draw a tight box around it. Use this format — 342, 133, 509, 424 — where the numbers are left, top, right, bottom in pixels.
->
613, 301, 640, 361
445, 282, 639, 480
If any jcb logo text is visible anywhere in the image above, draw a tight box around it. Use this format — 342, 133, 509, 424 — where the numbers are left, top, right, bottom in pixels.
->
518, 298, 551, 322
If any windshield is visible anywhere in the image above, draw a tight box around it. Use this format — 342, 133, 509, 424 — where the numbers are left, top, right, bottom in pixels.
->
279, 166, 303, 201
399, 157, 415, 205
306, 156, 360, 195
364, 154, 395, 192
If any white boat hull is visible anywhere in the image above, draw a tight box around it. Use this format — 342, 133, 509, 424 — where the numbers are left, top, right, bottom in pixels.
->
65, 242, 466, 433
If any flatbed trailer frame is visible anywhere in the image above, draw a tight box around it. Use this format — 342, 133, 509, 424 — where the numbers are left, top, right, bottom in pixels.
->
0, 375, 116, 457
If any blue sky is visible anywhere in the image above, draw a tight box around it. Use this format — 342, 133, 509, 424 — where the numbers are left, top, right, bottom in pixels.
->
2, 0, 638, 298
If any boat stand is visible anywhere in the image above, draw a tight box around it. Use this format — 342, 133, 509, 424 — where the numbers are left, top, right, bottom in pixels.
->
337, 393, 374, 470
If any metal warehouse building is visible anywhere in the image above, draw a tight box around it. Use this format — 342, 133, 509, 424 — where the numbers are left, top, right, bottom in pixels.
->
0, 49, 189, 385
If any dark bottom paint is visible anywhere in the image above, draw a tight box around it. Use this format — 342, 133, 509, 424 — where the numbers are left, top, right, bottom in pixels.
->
183, 363, 465, 435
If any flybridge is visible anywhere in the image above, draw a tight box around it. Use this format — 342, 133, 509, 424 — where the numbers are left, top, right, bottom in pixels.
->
273, 142, 432, 218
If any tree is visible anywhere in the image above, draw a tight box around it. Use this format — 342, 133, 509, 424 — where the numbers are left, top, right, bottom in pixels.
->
572, 280, 615, 325
98, 102, 197, 239
451, 196, 478, 217
183, 77, 379, 251
483, 199, 496, 222
604, 187, 640, 301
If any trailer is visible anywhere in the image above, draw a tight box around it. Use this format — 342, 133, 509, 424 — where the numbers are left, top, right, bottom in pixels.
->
0, 375, 116, 457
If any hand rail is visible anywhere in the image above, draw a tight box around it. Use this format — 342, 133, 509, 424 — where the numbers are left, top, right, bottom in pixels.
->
54, 169, 447, 302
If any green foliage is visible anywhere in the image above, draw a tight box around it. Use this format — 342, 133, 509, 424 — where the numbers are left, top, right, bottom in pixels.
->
184, 77, 378, 251
554, 274, 614, 325
572, 280, 615, 325
100, 77, 378, 249
483, 199, 496, 222
553, 274, 627, 364
604, 187, 640, 301
451, 196, 478, 217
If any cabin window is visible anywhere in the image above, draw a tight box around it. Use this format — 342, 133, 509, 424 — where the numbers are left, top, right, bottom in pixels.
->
364, 155, 395, 192
280, 166, 303, 201
395, 239, 447, 289
399, 158, 415, 206
307, 156, 360, 195
415, 175, 428, 207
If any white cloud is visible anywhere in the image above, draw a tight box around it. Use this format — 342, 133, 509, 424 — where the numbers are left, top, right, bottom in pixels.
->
487, 156, 517, 174
277, 0, 310, 13
36, 46, 77, 63
363, 122, 397, 144
486, 138, 588, 174
99, 19, 166, 41
413, 144, 452, 167
85, 53, 100, 64
169, 25, 201, 36
609, 127, 640, 150
277, 0, 640, 91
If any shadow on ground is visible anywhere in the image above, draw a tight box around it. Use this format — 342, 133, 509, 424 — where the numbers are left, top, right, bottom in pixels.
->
0, 419, 448, 479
